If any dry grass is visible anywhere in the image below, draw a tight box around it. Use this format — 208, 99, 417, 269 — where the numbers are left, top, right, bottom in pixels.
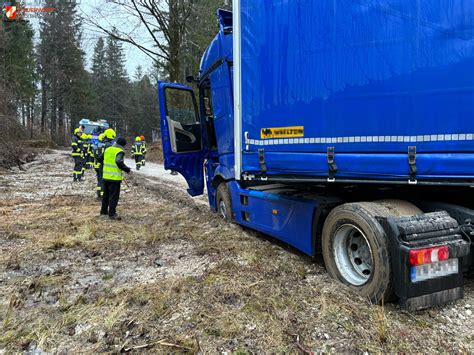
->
145, 142, 164, 164
0, 151, 472, 352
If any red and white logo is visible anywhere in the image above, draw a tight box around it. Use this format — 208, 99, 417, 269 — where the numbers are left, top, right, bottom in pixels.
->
5, 6, 17, 19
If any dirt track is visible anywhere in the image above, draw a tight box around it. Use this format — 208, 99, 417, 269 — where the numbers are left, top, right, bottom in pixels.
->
0, 150, 472, 352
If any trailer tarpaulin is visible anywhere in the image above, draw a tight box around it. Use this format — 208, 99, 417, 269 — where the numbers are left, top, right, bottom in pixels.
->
239, 0, 474, 182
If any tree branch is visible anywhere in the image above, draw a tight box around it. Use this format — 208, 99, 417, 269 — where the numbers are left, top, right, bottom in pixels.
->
85, 18, 170, 63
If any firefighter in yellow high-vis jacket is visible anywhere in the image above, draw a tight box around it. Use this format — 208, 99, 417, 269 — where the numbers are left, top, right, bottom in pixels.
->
99, 137, 131, 220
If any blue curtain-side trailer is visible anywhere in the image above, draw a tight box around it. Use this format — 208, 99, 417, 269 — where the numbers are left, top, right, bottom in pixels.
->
157, 1, 473, 311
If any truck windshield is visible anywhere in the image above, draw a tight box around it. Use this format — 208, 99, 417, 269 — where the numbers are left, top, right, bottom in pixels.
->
82, 124, 104, 135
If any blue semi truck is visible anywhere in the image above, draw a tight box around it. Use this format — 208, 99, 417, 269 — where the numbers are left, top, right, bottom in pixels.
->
158, 1, 473, 310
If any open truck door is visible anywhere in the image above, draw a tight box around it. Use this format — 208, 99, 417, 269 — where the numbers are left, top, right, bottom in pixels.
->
158, 82, 205, 196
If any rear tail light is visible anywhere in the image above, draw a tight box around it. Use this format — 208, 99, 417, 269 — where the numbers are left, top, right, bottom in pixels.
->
409, 246, 449, 266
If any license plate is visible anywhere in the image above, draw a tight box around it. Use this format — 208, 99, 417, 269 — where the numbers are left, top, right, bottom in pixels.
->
410, 258, 458, 283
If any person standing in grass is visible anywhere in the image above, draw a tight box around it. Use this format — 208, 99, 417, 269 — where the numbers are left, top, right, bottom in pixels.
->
80, 133, 88, 179
100, 137, 131, 220
71, 128, 84, 182
140, 135, 147, 166
93, 133, 106, 199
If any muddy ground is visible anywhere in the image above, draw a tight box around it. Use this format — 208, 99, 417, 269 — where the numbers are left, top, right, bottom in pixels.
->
0, 150, 472, 352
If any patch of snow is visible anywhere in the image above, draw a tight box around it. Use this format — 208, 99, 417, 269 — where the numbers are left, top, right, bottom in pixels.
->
125, 159, 187, 188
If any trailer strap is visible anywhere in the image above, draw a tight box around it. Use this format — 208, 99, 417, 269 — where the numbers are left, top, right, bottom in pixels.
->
327, 147, 337, 182
258, 149, 267, 173
408, 146, 417, 184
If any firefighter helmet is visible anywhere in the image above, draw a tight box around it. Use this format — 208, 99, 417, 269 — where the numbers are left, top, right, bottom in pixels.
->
104, 128, 116, 140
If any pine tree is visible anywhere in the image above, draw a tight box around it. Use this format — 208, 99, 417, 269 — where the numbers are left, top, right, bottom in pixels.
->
68, 68, 93, 129
128, 73, 159, 140
182, 0, 231, 78
91, 37, 108, 119
103, 34, 130, 134
134, 65, 143, 82
137, 75, 159, 140
39, 0, 87, 143
0, 19, 36, 139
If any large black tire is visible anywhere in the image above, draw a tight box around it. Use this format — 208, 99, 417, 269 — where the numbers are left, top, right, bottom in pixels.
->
216, 183, 233, 221
322, 202, 394, 303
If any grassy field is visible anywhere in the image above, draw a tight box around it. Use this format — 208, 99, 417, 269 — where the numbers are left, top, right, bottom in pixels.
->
0, 151, 472, 352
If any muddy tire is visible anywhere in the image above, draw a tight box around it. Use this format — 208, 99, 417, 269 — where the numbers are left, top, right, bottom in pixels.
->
322, 202, 393, 303
216, 183, 233, 221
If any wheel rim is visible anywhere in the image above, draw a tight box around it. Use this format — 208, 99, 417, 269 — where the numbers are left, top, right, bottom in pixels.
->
333, 224, 373, 286
219, 200, 227, 219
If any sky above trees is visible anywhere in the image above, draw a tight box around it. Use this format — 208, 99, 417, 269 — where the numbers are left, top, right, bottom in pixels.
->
27, 0, 153, 75
1, 0, 231, 144
78, 0, 153, 75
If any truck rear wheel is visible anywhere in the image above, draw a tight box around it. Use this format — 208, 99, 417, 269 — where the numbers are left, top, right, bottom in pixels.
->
322, 202, 394, 303
216, 183, 233, 221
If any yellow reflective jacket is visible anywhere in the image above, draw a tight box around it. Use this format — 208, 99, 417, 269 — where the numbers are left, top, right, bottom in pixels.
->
103, 145, 124, 181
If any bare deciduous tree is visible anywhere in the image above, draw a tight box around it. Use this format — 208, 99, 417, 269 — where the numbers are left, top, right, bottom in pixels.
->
87, 0, 193, 83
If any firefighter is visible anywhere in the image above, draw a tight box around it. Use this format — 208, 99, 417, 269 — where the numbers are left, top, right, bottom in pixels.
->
82, 134, 89, 170
89, 134, 96, 168
80, 133, 88, 179
87, 134, 94, 170
95, 128, 117, 196
100, 137, 131, 220
93, 133, 106, 199
103, 128, 116, 147
84, 134, 94, 170
140, 135, 147, 166
71, 128, 84, 182
131, 136, 145, 170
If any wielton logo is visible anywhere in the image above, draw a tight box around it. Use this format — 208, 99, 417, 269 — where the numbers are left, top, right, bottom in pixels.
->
5, 5, 17, 19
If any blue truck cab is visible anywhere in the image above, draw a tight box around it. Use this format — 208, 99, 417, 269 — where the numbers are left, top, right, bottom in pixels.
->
158, 3, 473, 310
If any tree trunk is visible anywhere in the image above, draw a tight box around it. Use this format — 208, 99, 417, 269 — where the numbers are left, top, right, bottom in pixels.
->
58, 94, 65, 145
21, 102, 26, 127
168, 0, 182, 83
41, 77, 47, 133
50, 94, 57, 142
27, 99, 33, 139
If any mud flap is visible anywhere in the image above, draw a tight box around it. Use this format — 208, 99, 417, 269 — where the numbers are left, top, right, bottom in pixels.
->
377, 211, 470, 311
416, 201, 474, 273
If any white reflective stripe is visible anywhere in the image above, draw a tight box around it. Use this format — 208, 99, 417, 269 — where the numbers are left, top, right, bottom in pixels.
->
103, 171, 122, 177
103, 163, 117, 168
246, 133, 474, 146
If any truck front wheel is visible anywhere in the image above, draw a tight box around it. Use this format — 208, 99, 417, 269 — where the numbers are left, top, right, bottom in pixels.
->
322, 202, 393, 303
216, 183, 233, 221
